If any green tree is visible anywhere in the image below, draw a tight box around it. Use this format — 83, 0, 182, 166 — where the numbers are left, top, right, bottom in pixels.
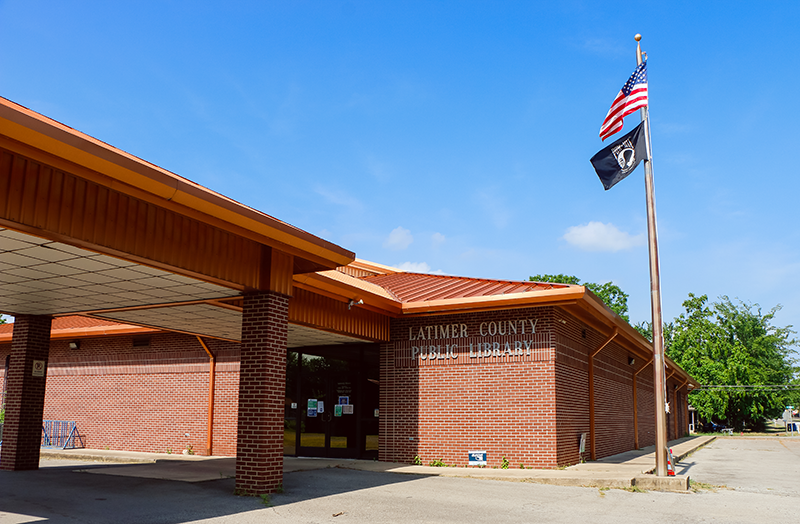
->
634, 321, 652, 341
529, 274, 629, 322
631, 320, 675, 346
667, 293, 797, 430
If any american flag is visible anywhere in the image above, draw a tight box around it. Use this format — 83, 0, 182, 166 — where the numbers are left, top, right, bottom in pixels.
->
599, 61, 648, 141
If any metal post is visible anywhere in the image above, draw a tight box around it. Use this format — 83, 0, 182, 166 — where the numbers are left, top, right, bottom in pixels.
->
635, 33, 668, 477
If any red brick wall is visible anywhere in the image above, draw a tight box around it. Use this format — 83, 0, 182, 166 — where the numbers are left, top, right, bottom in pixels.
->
553, 308, 590, 466
554, 311, 659, 463
636, 373, 656, 448
0, 332, 240, 456
381, 307, 559, 468
0, 306, 686, 469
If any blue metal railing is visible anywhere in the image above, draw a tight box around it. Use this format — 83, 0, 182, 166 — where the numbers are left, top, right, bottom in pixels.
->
41, 420, 85, 449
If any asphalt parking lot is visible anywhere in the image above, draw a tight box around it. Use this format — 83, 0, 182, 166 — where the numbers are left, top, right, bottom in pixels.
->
0, 437, 797, 524
675, 436, 800, 496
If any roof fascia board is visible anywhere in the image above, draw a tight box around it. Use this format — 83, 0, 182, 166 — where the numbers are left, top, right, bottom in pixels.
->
349, 259, 400, 275
0, 99, 353, 270
293, 273, 403, 315
0, 138, 344, 274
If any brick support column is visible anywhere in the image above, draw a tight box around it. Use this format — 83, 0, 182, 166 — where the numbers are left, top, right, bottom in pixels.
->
0, 315, 52, 471
234, 291, 289, 494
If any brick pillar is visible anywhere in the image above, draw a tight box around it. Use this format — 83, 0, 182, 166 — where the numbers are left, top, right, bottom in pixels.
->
235, 291, 289, 494
0, 315, 52, 471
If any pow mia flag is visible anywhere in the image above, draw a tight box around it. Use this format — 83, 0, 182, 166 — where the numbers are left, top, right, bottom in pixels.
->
590, 122, 647, 190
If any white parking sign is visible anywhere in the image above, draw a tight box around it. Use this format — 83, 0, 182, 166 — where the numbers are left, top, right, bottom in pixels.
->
468, 451, 487, 466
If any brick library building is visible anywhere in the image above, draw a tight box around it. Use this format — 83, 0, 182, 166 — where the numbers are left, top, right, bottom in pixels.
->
0, 96, 696, 493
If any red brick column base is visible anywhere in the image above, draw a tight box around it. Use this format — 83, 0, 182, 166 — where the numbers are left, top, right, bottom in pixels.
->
1, 315, 52, 471
234, 292, 289, 494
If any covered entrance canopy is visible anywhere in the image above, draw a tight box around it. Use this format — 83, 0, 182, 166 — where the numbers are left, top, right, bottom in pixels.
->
0, 97, 386, 493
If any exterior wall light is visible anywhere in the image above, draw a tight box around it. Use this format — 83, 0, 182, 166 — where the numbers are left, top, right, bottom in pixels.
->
348, 299, 364, 310
68, 340, 80, 350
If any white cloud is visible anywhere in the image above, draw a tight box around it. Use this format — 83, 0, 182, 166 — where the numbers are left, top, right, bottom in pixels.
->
432, 232, 446, 246
365, 155, 391, 183
476, 189, 511, 229
314, 186, 363, 210
383, 226, 413, 251
582, 38, 627, 58
397, 262, 446, 275
562, 221, 645, 252
397, 261, 431, 273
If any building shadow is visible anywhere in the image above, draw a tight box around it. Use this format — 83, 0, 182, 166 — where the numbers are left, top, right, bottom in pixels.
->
0, 461, 428, 523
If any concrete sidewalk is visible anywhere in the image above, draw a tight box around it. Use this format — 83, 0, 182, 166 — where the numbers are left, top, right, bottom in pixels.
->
41, 435, 715, 491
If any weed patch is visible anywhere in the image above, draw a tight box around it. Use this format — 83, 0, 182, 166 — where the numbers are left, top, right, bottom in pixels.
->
689, 479, 727, 492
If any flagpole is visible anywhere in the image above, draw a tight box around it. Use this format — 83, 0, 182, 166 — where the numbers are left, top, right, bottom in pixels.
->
635, 33, 669, 477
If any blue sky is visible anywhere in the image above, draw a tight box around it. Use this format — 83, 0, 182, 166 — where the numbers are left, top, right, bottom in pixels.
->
2, 1, 799, 334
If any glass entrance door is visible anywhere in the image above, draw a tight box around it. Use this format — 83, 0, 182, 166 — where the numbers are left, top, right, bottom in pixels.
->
300, 355, 356, 457
285, 349, 378, 459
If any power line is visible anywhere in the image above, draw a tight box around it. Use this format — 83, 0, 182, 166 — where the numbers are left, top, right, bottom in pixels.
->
696, 384, 800, 390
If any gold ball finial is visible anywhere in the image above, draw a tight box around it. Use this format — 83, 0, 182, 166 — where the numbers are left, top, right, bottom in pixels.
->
634, 34, 642, 42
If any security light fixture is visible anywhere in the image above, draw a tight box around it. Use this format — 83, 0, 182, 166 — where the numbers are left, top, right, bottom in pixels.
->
68, 340, 80, 350
348, 299, 364, 310
628, 357, 635, 366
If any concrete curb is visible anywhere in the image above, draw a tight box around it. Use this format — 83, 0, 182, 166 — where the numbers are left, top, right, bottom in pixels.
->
640, 435, 716, 475
634, 475, 689, 491
39, 435, 715, 492
40, 451, 156, 463
40, 448, 217, 464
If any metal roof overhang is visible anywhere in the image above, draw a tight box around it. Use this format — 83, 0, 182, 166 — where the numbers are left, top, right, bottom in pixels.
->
0, 97, 380, 348
293, 272, 698, 388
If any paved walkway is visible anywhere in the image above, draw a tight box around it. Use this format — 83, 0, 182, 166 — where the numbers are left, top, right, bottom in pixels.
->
41, 435, 715, 491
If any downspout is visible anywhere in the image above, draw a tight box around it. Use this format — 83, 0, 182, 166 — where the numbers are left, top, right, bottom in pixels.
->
589, 328, 618, 461
633, 357, 653, 449
677, 378, 689, 436
197, 336, 215, 456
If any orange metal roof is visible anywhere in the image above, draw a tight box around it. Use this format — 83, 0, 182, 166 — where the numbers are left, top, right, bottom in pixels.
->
361, 272, 575, 303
